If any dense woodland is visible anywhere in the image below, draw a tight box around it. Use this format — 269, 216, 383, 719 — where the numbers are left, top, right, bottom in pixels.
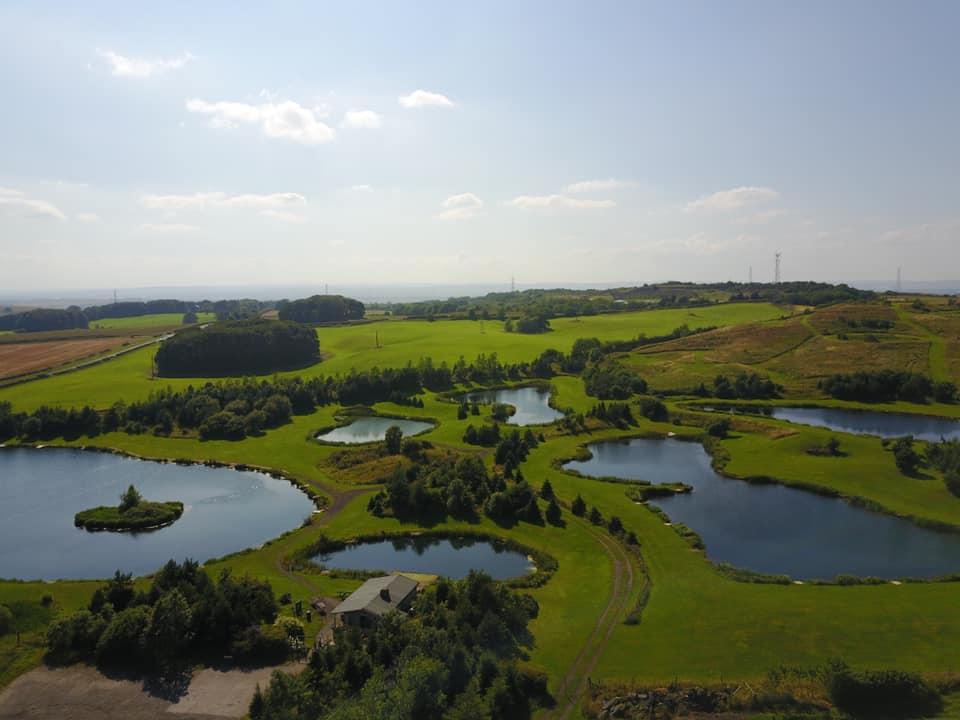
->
0, 307, 89, 332
47, 560, 286, 672
367, 434, 554, 526
820, 370, 957, 404
155, 320, 319, 377
251, 571, 549, 720
278, 294, 366, 324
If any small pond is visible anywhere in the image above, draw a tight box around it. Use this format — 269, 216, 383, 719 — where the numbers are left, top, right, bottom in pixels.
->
706, 405, 960, 442
316, 417, 434, 444
313, 536, 534, 580
0, 448, 315, 581
564, 438, 960, 580
466, 386, 563, 426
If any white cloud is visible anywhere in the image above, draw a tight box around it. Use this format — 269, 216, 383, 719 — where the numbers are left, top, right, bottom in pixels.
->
507, 194, 616, 210
350, 184, 373, 192
140, 191, 306, 212
686, 186, 779, 212
0, 187, 66, 220
341, 110, 382, 129
435, 192, 483, 220
98, 49, 194, 78
565, 178, 636, 194
138, 223, 200, 234
75, 212, 101, 222
399, 89, 455, 109
186, 99, 335, 145
259, 209, 306, 223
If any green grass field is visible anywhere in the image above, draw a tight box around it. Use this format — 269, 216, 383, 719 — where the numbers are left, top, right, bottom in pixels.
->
4, 298, 960, 713
0, 303, 786, 412
90, 312, 217, 330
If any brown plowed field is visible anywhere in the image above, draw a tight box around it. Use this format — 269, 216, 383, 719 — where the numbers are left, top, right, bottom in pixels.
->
0, 338, 135, 379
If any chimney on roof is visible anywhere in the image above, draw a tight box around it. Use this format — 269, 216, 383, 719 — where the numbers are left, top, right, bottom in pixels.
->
380, 588, 390, 601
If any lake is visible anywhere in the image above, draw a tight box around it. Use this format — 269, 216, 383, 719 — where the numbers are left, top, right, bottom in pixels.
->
564, 437, 960, 580
465, 386, 563, 426
706, 404, 960, 442
316, 417, 434, 444
769, 406, 960, 442
313, 536, 534, 579
0, 448, 315, 581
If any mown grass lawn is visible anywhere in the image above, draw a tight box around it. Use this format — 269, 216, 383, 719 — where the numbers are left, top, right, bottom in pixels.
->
90, 312, 217, 330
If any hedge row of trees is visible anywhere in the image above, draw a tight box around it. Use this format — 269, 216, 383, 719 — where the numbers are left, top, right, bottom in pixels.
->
277, 294, 365, 324
0, 307, 88, 332
583, 364, 648, 400
251, 571, 548, 720
0, 351, 556, 442
705, 372, 781, 400
47, 561, 285, 672
0, 299, 280, 333
155, 319, 320, 377
820, 370, 957, 403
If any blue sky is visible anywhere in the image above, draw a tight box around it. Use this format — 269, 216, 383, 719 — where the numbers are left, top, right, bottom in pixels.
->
1, 0, 958, 291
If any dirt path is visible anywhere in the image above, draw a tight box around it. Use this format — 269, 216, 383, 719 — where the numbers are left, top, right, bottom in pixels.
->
546, 521, 637, 720
268, 485, 370, 594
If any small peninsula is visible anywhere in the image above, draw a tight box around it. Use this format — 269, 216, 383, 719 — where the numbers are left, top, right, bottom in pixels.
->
74, 485, 183, 532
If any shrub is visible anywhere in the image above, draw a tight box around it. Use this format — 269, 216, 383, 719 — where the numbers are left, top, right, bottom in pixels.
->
545, 498, 562, 525
945, 471, 960, 498
95, 606, 152, 666
571, 494, 586, 517
825, 661, 942, 719
638, 397, 668, 422
384, 425, 403, 455
0, 604, 12, 635
231, 625, 291, 665
707, 418, 731, 438
892, 437, 921, 475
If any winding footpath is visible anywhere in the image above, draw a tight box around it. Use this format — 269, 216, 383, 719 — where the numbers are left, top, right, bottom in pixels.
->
547, 520, 638, 720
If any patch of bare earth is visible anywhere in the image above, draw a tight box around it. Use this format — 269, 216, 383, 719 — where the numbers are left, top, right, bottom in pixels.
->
0, 338, 135, 380
0, 664, 299, 720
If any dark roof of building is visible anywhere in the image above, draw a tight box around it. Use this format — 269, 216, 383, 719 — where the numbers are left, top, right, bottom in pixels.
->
332, 574, 418, 617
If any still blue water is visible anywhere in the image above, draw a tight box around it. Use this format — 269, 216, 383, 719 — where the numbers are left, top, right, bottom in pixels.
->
316, 417, 434, 443
0, 448, 314, 580
565, 438, 960, 580
314, 536, 534, 579
466, 387, 563, 426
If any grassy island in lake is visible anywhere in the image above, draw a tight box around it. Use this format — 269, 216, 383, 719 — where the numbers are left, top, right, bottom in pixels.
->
74, 484, 183, 531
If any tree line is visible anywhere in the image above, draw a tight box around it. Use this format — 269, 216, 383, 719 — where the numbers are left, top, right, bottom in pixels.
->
820, 370, 957, 404
155, 319, 319, 376
251, 570, 549, 720
0, 298, 282, 333
0, 307, 88, 332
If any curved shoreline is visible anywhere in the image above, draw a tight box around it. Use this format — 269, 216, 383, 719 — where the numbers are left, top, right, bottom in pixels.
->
0, 442, 329, 512
311, 411, 439, 446
289, 528, 558, 589
552, 429, 960, 586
